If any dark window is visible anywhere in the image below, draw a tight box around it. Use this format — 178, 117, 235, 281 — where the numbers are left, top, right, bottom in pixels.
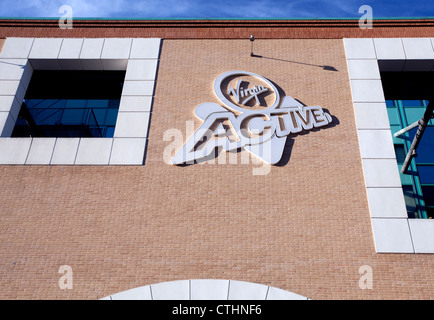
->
12, 70, 125, 138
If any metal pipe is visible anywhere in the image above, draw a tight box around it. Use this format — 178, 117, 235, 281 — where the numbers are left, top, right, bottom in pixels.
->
401, 99, 434, 174
394, 120, 419, 137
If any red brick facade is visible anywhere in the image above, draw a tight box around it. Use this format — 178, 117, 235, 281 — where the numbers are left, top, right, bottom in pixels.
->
0, 20, 433, 300
1, 18, 434, 39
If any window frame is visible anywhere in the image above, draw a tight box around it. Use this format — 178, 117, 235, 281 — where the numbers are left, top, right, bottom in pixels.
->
0, 37, 161, 165
344, 37, 434, 254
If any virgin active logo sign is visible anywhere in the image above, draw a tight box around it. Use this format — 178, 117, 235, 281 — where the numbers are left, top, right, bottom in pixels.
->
171, 70, 332, 165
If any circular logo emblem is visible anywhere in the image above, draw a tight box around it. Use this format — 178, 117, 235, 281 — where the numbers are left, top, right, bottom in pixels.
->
213, 71, 280, 114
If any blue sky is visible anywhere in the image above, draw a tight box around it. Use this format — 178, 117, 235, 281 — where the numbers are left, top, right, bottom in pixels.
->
0, 0, 433, 19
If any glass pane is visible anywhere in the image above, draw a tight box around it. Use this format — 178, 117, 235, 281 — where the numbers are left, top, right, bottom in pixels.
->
387, 108, 401, 125
106, 126, 115, 138
92, 109, 107, 125
26, 99, 65, 109
106, 109, 119, 126
403, 185, 418, 213
61, 108, 87, 125
399, 167, 414, 185
31, 108, 62, 125
108, 99, 120, 109
402, 100, 424, 107
421, 186, 434, 207
386, 100, 396, 107
391, 125, 405, 144
404, 107, 425, 125
413, 126, 434, 164
13, 71, 123, 138
418, 166, 434, 184
65, 99, 87, 109
394, 145, 406, 164
90, 100, 109, 109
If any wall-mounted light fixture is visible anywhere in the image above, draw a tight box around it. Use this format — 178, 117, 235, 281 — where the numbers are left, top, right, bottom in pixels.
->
250, 35, 255, 57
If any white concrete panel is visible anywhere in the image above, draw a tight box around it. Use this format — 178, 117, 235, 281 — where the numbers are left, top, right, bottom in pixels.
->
343, 38, 376, 59
58, 38, 84, 59
0, 96, 21, 121
347, 59, 381, 80
402, 38, 434, 59
50, 138, 80, 165
371, 218, 414, 253
119, 96, 153, 112
79, 59, 103, 71
266, 287, 307, 300
15, 82, 26, 105
113, 112, 150, 138
357, 129, 395, 159
129, 38, 161, 59
0, 80, 22, 97
366, 188, 408, 218
109, 138, 147, 165
353, 103, 390, 130
403, 60, 434, 72
402, 38, 434, 71
150, 280, 190, 300
79, 39, 104, 70
0, 96, 14, 112
110, 286, 152, 300
0, 81, 27, 106
125, 60, 158, 81
75, 138, 113, 165
408, 219, 434, 254
19, 60, 33, 90
59, 59, 82, 71
121, 80, 155, 96
228, 280, 268, 300
58, 38, 84, 70
101, 59, 128, 71
29, 59, 61, 71
29, 38, 63, 59
190, 279, 229, 300
25, 138, 56, 165
0, 112, 16, 136
101, 38, 132, 59
373, 38, 406, 60
362, 159, 402, 188
0, 138, 32, 164
79, 39, 104, 59
0, 38, 34, 59
350, 80, 385, 103
0, 59, 28, 80
377, 60, 406, 72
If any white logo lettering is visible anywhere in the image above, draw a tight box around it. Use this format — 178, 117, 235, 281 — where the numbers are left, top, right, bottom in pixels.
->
171, 71, 332, 165
228, 79, 269, 106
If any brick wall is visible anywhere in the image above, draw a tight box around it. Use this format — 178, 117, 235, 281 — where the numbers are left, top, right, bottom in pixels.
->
0, 37, 433, 300
0, 18, 434, 39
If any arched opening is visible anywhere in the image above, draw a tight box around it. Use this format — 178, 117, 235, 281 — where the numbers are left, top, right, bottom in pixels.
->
101, 279, 308, 300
